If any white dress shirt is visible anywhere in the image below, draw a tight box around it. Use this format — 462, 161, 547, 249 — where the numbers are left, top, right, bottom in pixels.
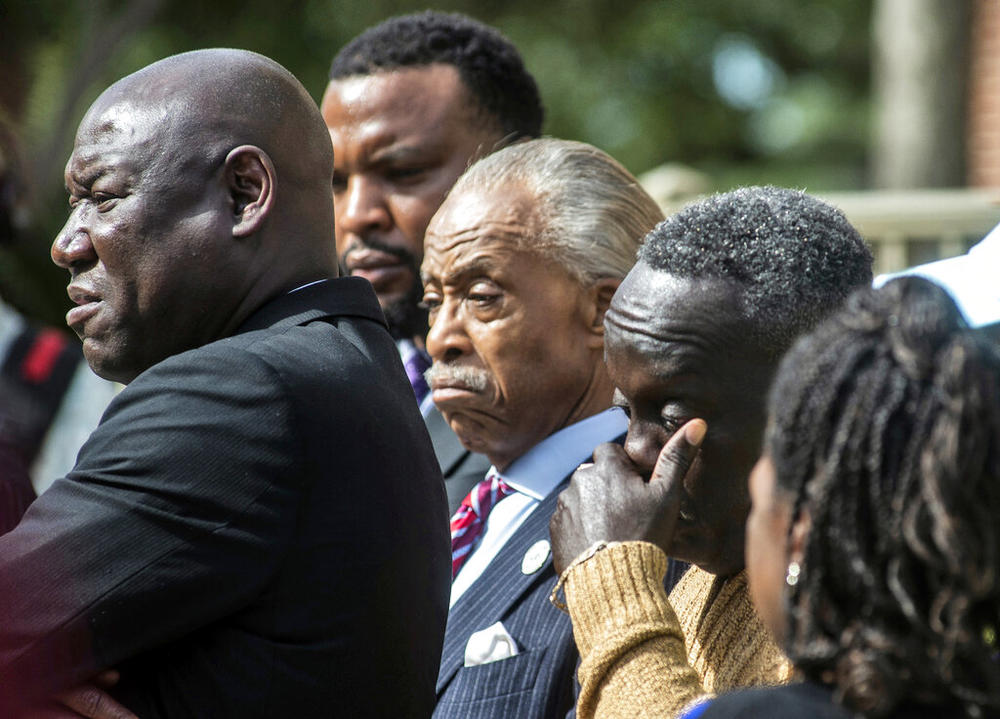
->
874, 222, 1000, 328
450, 407, 628, 606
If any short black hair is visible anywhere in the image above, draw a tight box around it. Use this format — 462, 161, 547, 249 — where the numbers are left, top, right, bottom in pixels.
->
329, 11, 543, 141
638, 186, 873, 354
769, 277, 1000, 717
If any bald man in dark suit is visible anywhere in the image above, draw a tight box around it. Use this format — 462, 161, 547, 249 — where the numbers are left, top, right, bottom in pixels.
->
0, 49, 449, 718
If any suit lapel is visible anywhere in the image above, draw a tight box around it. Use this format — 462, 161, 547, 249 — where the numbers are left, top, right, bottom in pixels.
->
436, 479, 567, 692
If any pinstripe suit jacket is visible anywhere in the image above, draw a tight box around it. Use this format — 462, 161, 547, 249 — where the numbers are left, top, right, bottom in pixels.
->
434, 479, 576, 719
432, 432, 689, 719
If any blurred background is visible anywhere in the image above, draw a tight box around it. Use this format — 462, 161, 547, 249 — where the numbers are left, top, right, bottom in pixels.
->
1, 0, 997, 327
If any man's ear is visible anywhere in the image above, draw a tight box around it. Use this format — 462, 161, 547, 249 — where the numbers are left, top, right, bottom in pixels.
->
224, 145, 276, 238
584, 277, 621, 349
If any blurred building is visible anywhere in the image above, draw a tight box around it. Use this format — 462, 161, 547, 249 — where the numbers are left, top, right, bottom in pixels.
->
969, 0, 1000, 187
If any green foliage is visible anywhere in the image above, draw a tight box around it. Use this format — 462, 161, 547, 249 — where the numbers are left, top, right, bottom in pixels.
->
0, 0, 872, 324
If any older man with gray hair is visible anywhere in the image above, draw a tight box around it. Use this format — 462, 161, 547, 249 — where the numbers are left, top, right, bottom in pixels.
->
421, 137, 676, 718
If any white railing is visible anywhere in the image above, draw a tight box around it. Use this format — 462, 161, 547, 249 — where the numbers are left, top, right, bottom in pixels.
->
650, 180, 1000, 275
819, 189, 1000, 274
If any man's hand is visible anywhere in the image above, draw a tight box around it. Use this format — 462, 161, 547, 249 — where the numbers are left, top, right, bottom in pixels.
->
46, 670, 138, 719
549, 419, 706, 574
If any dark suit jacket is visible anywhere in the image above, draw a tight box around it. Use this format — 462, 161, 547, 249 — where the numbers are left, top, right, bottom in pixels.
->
692, 681, 963, 719
0, 278, 451, 718
425, 405, 492, 513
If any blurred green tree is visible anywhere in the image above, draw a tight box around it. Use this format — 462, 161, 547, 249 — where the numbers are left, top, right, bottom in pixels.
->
0, 0, 871, 324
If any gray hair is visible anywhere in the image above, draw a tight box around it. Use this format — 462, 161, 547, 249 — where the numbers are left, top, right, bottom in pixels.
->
451, 138, 663, 283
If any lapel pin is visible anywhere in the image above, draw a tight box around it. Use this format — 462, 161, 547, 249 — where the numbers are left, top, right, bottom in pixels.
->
521, 539, 551, 575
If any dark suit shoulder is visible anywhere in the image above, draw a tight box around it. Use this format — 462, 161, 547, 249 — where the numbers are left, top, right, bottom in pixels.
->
696, 683, 848, 719
0, 282, 450, 718
698, 682, 971, 719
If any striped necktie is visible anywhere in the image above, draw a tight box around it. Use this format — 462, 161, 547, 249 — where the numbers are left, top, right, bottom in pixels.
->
449, 472, 515, 578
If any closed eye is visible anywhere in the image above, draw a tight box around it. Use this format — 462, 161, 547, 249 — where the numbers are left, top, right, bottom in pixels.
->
93, 192, 119, 211
420, 290, 442, 315
660, 417, 683, 433
387, 166, 427, 182
612, 402, 631, 419
468, 292, 499, 306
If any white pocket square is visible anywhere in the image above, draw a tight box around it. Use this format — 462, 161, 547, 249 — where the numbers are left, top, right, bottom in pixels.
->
463, 621, 519, 667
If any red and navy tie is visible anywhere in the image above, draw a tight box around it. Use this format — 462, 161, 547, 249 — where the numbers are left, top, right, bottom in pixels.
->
449, 472, 515, 578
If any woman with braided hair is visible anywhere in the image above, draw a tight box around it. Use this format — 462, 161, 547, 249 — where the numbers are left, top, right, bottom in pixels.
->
685, 276, 1000, 718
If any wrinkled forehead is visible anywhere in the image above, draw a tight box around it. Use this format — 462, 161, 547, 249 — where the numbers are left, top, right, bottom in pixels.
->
68, 89, 207, 184
422, 183, 538, 276
72, 95, 168, 160
605, 265, 759, 370
606, 265, 775, 410
608, 265, 742, 336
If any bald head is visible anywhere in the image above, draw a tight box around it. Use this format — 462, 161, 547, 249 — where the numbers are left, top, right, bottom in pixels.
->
93, 49, 334, 218
52, 49, 337, 383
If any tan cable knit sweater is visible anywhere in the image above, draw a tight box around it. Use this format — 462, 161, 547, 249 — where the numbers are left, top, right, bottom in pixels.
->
563, 541, 792, 719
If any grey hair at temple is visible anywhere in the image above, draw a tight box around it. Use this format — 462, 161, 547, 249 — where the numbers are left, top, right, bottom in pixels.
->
450, 138, 664, 284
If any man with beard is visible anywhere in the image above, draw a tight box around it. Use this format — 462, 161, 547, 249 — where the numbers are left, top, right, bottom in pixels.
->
321, 11, 544, 510
420, 138, 667, 718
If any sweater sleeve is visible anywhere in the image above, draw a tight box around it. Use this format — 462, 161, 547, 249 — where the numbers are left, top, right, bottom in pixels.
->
564, 541, 707, 719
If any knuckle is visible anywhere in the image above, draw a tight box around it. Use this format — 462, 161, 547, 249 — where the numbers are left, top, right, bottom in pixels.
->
553, 491, 573, 517
83, 689, 103, 715
592, 443, 616, 462
661, 446, 691, 467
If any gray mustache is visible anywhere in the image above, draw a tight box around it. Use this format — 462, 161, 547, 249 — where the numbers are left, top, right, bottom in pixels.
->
424, 363, 490, 392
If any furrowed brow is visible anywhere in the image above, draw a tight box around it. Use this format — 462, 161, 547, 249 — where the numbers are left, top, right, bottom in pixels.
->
69, 165, 112, 190
441, 257, 501, 288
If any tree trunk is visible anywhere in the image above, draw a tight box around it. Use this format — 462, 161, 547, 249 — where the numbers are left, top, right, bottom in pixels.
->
871, 0, 970, 188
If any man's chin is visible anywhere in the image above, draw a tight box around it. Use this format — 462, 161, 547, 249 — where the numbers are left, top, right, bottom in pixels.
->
664, 526, 702, 566
84, 347, 137, 385
441, 410, 491, 453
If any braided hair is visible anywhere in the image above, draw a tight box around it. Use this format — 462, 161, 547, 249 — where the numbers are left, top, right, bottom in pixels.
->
768, 277, 1000, 717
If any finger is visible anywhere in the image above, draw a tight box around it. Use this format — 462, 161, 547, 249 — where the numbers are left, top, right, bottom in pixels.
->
590, 441, 632, 468
650, 419, 707, 490
551, 484, 573, 528
568, 462, 596, 485
550, 486, 581, 574
56, 684, 139, 719
93, 670, 120, 689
